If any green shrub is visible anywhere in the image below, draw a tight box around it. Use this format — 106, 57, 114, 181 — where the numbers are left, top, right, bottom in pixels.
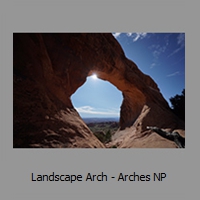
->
169, 89, 185, 121
105, 130, 111, 143
93, 129, 112, 144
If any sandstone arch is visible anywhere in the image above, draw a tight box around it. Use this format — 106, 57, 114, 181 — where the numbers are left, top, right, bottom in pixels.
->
13, 33, 185, 148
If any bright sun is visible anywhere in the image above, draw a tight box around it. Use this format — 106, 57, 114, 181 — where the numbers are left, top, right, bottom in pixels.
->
91, 74, 98, 80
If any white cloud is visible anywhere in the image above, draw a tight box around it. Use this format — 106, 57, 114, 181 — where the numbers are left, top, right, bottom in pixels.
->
112, 32, 121, 38
167, 71, 180, 77
133, 34, 140, 42
126, 33, 133, 37
150, 63, 156, 68
75, 106, 120, 116
177, 33, 185, 48
150, 44, 167, 55
127, 32, 148, 42
112, 32, 148, 41
149, 44, 167, 67
168, 33, 185, 57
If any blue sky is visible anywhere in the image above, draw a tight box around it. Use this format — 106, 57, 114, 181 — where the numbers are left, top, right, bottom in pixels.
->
71, 33, 185, 118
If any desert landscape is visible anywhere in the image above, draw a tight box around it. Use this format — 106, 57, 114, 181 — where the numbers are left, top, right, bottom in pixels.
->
13, 33, 185, 148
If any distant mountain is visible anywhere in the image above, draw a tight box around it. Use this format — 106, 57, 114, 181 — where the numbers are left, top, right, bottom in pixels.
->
82, 117, 119, 124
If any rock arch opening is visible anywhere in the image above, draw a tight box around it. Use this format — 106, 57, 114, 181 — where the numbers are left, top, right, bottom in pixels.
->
71, 72, 124, 145
69, 68, 148, 130
71, 72, 123, 120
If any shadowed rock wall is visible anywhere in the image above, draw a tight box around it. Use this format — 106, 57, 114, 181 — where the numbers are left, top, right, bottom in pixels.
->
13, 33, 184, 148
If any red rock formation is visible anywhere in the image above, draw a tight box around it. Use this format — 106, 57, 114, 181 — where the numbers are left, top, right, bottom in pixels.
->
13, 33, 185, 148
